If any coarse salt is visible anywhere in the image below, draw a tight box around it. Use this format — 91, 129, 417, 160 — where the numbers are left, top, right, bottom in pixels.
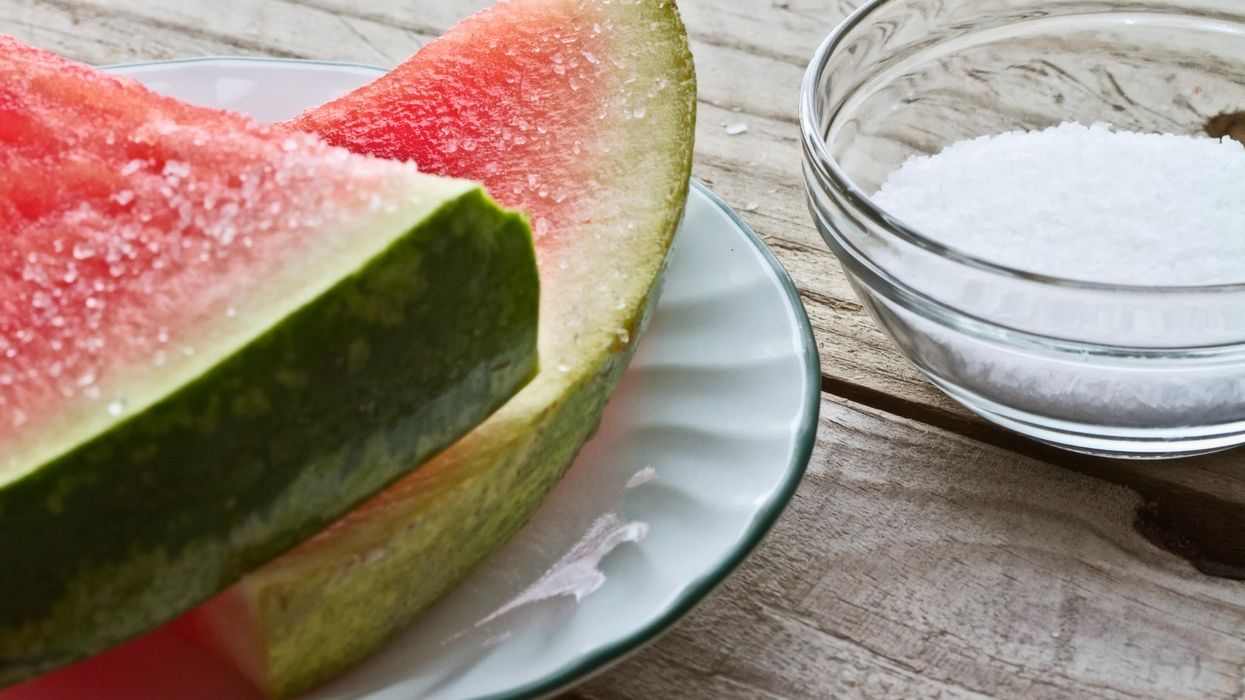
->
857, 122, 1245, 438
873, 122, 1245, 286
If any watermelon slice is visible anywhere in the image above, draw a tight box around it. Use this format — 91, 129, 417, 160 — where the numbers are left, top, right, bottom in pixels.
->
182, 0, 697, 695
0, 36, 540, 687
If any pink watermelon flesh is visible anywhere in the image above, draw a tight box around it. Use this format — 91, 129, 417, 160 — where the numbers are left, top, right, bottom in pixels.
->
0, 33, 541, 688
290, 0, 609, 252
0, 34, 436, 470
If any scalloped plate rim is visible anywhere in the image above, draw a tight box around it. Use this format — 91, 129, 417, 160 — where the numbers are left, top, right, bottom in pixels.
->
92, 57, 822, 700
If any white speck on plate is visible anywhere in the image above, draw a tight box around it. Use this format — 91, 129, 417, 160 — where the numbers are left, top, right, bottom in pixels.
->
626, 467, 657, 488
476, 513, 648, 626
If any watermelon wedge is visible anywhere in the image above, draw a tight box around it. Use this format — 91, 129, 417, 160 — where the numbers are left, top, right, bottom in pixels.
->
0, 36, 540, 687
182, 0, 697, 695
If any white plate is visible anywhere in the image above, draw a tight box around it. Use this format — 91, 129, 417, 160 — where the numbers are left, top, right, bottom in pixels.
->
5, 59, 819, 700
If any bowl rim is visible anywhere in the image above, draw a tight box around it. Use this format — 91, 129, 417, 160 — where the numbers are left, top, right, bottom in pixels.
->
798, 0, 1245, 295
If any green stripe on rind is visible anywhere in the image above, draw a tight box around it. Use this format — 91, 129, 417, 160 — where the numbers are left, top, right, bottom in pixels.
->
230, 251, 668, 700
0, 188, 539, 687
195, 0, 699, 694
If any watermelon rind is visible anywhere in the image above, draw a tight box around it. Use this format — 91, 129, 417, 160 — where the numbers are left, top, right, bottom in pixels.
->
0, 177, 540, 684
185, 0, 698, 696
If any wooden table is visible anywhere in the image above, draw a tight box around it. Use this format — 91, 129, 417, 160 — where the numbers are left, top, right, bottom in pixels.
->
8, 0, 1245, 697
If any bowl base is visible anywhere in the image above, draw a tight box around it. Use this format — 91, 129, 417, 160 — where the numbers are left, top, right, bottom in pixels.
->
927, 375, 1245, 460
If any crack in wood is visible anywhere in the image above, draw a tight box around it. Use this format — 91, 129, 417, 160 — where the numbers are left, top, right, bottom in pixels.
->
687, 29, 810, 69
821, 374, 1245, 580
278, 0, 448, 40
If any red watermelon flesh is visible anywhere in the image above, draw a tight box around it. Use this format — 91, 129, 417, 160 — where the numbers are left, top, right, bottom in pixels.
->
0, 35, 455, 477
291, 0, 608, 243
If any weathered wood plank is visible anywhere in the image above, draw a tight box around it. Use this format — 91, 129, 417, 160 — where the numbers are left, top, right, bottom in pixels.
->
568, 395, 1245, 699
1, 0, 432, 62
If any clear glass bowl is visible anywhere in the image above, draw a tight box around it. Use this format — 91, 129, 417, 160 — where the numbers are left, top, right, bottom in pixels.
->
801, 0, 1245, 458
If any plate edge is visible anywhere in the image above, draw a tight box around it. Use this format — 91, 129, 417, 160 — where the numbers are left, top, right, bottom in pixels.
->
100, 58, 823, 700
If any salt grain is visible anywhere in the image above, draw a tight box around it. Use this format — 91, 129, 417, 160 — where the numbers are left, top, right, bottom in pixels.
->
724, 122, 749, 136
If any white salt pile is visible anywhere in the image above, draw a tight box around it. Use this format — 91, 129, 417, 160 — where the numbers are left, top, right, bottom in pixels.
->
872, 122, 1245, 286
852, 121, 1245, 441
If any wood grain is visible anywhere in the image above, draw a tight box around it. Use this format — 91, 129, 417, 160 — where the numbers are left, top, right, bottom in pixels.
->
570, 396, 1245, 700
4, 0, 1245, 697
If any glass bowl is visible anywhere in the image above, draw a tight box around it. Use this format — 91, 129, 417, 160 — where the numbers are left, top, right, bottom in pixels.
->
801, 0, 1245, 458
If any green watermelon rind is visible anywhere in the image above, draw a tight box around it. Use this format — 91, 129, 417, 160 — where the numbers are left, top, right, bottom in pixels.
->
212, 255, 673, 699
189, 0, 699, 694
0, 187, 540, 686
